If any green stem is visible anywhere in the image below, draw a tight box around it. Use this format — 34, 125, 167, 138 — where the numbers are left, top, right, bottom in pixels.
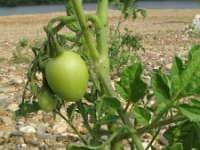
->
138, 115, 186, 135
112, 115, 187, 143
55, 110, 89, 145
72, 1, 144, 149
96, 0, 109, 74
145, 129, 160, 150
150, 100, 175, 126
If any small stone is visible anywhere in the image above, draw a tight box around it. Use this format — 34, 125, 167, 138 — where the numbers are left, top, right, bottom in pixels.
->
35, 72, 43, 81
21, 143, 27, 148
37, 133, 57, 140
11, 131, 24, 136
29, 147, 40, 150
7, 103, 19, 112
24, 134, 41, 146
3, 132, 11, 139
143, 75, 151, 86
0, 85, 15, 93
19, 126, 36, 134
42, 114, 52, 123
1, 116, 13, 125
100, 135, 108, 141
0, 131, 4, 138
7, 74, 22, 84
165, 63, 172, 70
53, 122, 67, 134
0, 94, 9, 101
36, 123, 46, 135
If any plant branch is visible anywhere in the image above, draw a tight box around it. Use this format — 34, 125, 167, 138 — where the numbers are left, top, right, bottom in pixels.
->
54, 110, 89, 145
145, 129, 160, 150
138, 115, 187, 135
72, 1, 144, 149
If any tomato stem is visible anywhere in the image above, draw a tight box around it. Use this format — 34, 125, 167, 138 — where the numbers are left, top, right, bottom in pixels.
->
54, 110, 89, 145
72, 0, 144, 149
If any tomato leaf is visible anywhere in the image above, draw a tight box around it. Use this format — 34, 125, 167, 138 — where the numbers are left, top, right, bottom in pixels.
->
151, 72, 171, 101
13, 101, 40, 120
171, 56, 184, 76
98, 115, 119, 125
133, 106, 151, 126
96, 97, 121, 117
153, 100, 168, 115
173, 45, 200, 98
164, 121, 200, 150
162, 143, 183, 150
178, 104, 200, 122
84, 105, 97, 122
189, 99, 200, 108
101, 97, 121, 110
115, 63, 147, 103
67, 103, 77, 121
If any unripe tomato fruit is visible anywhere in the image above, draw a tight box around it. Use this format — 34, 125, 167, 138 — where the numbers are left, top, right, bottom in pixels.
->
38, 89, 57, 112
45, 51, 89, 102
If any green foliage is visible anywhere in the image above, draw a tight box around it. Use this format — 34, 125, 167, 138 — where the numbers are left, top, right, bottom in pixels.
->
11, 38, 30, 63
115, 63, 147, 103
14, 0, 200, 149
164, 121, 200, 150
185, 24, 200, 39
162, 143, 183, 150
133, 106, 151, 126
19, 37, 28, 48
109, 0, 146, 73
178, 99, 200, 122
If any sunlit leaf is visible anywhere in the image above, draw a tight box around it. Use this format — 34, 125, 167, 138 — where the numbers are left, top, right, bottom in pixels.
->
152, 72, 171, 101
116, 63, 147, 103
178, 104, 200, 122
133, 106, 151, 126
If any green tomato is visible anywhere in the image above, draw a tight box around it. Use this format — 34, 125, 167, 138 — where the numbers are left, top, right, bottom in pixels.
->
38, 89, 57, 112
45, 51, 89, 102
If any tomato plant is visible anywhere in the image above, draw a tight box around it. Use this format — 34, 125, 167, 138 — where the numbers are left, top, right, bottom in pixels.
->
14, 0, 200, 150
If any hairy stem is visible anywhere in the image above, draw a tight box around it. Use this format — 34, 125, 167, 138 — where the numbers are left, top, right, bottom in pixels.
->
72, 1, 144, 149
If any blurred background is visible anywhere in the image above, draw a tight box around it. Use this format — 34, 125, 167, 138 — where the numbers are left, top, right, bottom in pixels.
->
0, 0, 199, 16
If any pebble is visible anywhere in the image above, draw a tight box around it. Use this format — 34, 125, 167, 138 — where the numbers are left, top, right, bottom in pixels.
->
0, 85, 15, 93
0, 131, 4, 138
0, 94, 9, 101
143, 75, 151, 86
36, 123, 46, 135
11, 131, 24, 137
19, 126, 37, 134
9, 75, 23, 85
165, 63, 172, 70
37, 133, 57, 140
1, 116, 13, 125
7, 103, 19, 112
21, 143, 27, 148
3, 132, 11, 139
53, 122, 67, 134
24, 135, 41, 146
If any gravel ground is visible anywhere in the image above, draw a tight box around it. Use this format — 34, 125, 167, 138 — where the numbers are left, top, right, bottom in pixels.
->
0, 9, 200, 149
